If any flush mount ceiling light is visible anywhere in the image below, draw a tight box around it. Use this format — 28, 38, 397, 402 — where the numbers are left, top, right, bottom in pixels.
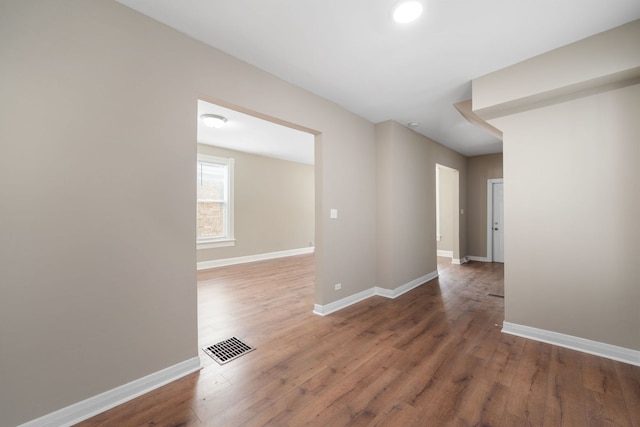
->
393, 1, 423, 23
200, 114, 227, 128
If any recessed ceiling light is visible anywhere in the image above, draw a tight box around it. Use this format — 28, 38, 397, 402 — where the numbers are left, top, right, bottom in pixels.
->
408, 122, 420, 127
200, 114, 227, 128
393, 1, 423, 23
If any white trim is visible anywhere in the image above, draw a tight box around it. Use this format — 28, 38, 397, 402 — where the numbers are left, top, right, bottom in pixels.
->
467, 255, 490, 262
502, 322, 640, 367
314, 270, 438, 316
197, 247, 315, 270
197, 239, 236, 249
486, 178, 503, 262
376, 271, 439, 299
313, 288, 376, 316
452, 257, 468, 265
437, 250, 453, 258
18, 357, 202, 427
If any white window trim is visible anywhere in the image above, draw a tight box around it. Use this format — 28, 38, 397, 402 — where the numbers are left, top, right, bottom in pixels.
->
197, 239, 236, 249
197, 154, 235, 249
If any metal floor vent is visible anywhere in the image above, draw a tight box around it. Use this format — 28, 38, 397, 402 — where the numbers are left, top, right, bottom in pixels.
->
203, 337, 255, 365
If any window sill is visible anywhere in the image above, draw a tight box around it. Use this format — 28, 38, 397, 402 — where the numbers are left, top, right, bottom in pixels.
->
197, 239, 236, 250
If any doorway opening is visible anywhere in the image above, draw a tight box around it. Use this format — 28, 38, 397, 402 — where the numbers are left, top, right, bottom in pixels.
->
435, 164, 461, 264
195, 97, 319, 350
487, 179, 504, 263
196, 98, 317, 269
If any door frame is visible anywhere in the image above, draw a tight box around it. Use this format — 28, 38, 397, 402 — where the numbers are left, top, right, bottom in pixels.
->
486, 178, 504, 262
436, 164, 461, 263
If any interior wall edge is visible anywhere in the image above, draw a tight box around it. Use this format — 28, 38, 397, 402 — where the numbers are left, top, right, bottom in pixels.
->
16, 357, 202, 427
502, 322, 640, 367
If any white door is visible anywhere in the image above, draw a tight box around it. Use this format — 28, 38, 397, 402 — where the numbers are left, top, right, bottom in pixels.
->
492, 182, 504, 263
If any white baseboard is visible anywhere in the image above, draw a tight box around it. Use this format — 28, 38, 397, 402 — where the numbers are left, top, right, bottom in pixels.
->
18, 357, 202, 427
467, 255, 490, 262
502, 322, 640, 367
375, 271, 439, 299
438, 252, 469, 264
314, 270, 438, 316
197, 247, 314, 270
313, 288, 376, 316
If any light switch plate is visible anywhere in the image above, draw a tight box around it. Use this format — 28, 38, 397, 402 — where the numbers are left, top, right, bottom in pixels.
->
330, 209, 338, 219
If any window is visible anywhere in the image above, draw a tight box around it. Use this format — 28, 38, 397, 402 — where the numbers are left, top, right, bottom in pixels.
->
197, 154, 234, 248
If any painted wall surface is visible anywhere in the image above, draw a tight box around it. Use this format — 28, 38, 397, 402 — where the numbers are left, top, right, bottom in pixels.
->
473, 20, 640, 351
496, 84, 640, 350
376, 121, 466, 290
196, 145, 314, 262
9, 1, 636, 425
473, 20, 640, 118
0, 1, 375, 425
466, 154, 503, 258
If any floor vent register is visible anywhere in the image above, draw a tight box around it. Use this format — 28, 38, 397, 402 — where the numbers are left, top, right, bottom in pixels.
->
202, 337, 255, 365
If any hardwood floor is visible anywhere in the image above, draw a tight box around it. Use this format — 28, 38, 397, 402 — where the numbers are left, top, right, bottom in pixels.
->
76, 255, 640, 427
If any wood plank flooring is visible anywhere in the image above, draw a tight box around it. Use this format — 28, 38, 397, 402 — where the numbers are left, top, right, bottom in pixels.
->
76, 255, 640, 426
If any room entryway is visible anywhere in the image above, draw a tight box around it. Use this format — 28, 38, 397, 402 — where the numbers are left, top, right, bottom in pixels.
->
488, 179, 504, 263
436, 164, 461, 264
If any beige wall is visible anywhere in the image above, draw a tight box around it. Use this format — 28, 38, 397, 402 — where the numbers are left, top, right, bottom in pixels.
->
0, 1, 376, 425
436, 166, 457, 253
196, 145, 314, 262
466, 154, 503, 257
11, 1, 636, 425
473, 21, 640, 351
473, 20, 640, 119
498, 85, 640, 350
376, 121, 466, 290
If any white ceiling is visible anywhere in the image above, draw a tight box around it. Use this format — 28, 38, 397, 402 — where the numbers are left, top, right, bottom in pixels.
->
197, 100, 315, 165
118, 0, 640, 157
